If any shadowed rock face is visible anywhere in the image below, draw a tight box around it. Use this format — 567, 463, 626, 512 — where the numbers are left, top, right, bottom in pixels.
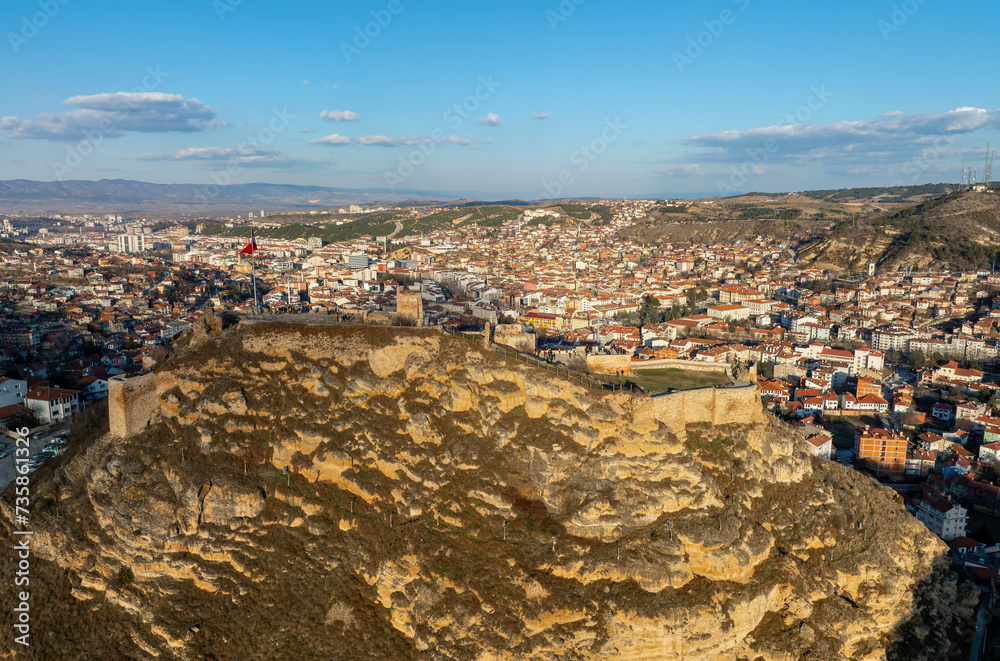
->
0, 323, 977, 660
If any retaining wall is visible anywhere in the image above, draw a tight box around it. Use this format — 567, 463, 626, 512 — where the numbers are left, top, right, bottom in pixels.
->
586, 354, 633, 374
630, 358, 731, 373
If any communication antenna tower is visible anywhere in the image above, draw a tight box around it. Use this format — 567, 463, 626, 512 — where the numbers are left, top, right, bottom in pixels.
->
985, 143, 993, 187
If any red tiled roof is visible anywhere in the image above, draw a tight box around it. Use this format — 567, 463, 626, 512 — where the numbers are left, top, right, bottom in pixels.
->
25, 386, 78, 402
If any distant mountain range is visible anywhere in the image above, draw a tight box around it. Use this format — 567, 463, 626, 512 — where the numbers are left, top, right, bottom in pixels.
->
0, 179, 459, 215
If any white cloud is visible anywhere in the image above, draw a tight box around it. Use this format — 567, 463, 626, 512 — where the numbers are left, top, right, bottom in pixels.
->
658, 164, 703, 176
136, 146, 252, 160
533, 112, 550, 120
309, 133, 354, 146
1, 92, 218, 140
309, 133, 476, 148
320, 109, 360, 122
133, 146, 322, 169
475, 112, 502, 126
673, 107, 1000, 174
438, 135, 473, 145
358, 135, 431, 147
686, 107, 1000, 153
135, 147, 331, 170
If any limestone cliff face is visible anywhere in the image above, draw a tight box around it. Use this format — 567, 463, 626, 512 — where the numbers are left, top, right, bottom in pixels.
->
0, 323, 976, 660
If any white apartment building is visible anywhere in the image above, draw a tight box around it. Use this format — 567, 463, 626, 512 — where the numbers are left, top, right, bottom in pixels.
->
117, 233, 147, 254
915, 493, 967, 541
872, 328, 916, 353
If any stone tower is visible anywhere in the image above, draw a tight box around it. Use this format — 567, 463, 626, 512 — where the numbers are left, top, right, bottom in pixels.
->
396, 286, 424, 327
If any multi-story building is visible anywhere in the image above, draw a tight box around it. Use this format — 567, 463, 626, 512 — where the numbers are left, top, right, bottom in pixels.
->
117, 233, 146, 254
872, 327, 916, 353
979, 442, 1000, 465
1, 329, 40, 347
707, 304, 750, 321
805, 433, 833, 459
854, 426, 909, 480
347, 254, 370, 270
0, 378, 27, 408
915, 491, 967, 541
24, 387, 80, 423
855, 377, 882, 398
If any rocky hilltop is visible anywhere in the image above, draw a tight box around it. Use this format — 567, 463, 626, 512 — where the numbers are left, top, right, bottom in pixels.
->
797, 190, 1000, 273
0, 321, 976, 660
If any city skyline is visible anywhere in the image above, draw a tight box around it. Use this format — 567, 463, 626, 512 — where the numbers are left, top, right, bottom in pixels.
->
3, 0, 1000, 199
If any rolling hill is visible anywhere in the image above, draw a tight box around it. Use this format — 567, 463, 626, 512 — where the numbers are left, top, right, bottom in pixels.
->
796, 190, 1000, 273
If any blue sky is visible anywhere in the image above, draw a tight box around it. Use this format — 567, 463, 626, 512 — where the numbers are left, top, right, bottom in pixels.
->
2, 0, 999, 199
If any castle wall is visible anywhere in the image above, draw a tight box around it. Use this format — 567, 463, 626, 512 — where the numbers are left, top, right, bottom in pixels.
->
631, 358, 731, 373
634, 384, 763, 436
586, 354, 632, 374
396, 288, 424, 327
494, 325, 536, 354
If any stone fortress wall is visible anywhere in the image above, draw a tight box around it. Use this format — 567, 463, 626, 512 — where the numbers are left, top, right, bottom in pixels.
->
109, 325, 763, 440
634, 381, 762, 436
493, 325, 536, 354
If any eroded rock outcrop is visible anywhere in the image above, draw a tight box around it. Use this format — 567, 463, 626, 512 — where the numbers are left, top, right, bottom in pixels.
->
0, 323, 977, 660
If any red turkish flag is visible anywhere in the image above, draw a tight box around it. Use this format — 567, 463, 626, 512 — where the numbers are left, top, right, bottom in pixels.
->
240, 237, 257, 254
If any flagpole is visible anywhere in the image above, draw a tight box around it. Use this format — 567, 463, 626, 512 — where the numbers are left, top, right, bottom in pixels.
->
250, 225, 259, 315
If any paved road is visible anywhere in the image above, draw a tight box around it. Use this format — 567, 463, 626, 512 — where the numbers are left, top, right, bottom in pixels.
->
388, 220, 403, 239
